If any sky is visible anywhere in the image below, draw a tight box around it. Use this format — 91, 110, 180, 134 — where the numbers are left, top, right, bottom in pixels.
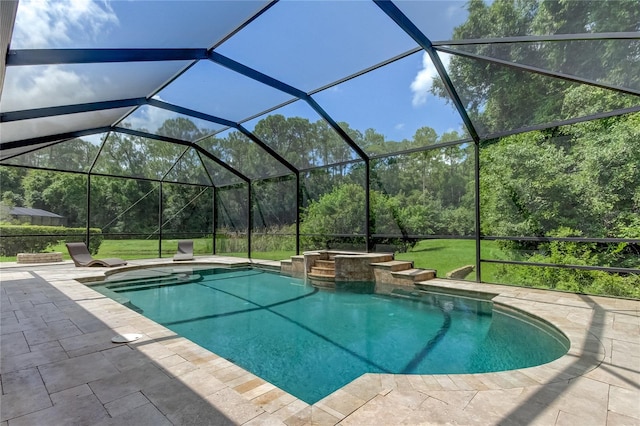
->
2, 0, 471, 146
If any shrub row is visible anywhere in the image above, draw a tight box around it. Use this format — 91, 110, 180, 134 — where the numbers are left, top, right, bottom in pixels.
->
0, 225, 103, 256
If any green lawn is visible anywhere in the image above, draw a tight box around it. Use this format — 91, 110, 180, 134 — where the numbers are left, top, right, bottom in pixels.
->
4, 237, 634, 298
89, 239, 216, 260
395, 239, 504, 282
1, 239, 213, 262
219, 251, 296, 261
1, 238, 504, 283
199, 239, 504, 280
0, 239, 294, 262
226, 240, 506, 281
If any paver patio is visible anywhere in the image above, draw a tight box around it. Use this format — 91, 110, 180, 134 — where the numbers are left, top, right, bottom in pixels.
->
1, 257, 638, 425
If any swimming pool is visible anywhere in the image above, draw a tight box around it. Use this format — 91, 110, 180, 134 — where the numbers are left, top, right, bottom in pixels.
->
93, 267, 569, 404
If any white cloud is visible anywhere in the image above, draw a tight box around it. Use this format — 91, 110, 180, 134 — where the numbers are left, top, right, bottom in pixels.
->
82, 132, 107, 146
13, 0, 118, 48
410, 52, 450, 107
123, 104, 175, 134
1, 65, 97, 111
394, 123, 405, 131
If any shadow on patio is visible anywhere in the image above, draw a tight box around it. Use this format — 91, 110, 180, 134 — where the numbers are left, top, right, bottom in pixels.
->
0, 268, 305, 425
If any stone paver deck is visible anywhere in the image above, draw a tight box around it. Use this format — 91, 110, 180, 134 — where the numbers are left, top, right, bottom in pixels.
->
1, 256, 639, 425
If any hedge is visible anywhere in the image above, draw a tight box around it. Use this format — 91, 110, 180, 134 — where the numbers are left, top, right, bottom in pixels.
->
0, 225, 104, 256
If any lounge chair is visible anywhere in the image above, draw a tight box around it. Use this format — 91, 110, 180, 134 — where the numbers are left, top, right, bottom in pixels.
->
173, 240, 194, 261
66, 242, 127, 267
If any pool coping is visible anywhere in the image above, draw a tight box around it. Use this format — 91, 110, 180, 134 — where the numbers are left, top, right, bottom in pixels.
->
1, 256, 638, 425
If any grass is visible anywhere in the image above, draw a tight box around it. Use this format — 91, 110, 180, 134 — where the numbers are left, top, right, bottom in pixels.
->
1, 238, 505, 282
0, 239, 295, 262
236, 239, 506, 282
219, 251, 296, 261
1, 239, 212, 262
396, 239, 504, 282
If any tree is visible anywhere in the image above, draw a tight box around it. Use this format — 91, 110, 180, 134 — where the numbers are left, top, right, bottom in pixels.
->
0, 203, 14, 223
432, 0, 640, 134
158, 117, 209, 142
300, 183, 366, 249
162, 183, 212, 237
0, 167, 27, 207
479, 131, 578, 237
567, 112, 640, 238
252, 115, 316, 169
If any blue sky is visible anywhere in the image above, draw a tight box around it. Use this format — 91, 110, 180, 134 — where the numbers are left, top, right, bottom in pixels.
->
5, 0, 470, 146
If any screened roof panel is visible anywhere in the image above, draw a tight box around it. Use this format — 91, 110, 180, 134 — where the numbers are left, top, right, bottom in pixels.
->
392, 1, 469, 42
0, 107, 131, 143
442, 52, 640, 137
0, 140, 60, 161
92, 132, 185, 180
300, 162, 366, 213
118, 105, 225, 142
397, 0, 638, 42
1, 61, 191, 112
198, 129, 291, 180
199, 154, 244, 188
0, 135, 103, 172
216, 0, 419, 92
164, 147, 211, 186
441, 39, 640, 93
154, 60, 295, 124
1, 0, 638, 183
313, 51, 468, 156
525, 1, 640, 34
11, 0, 269, 49
244, 100, 359, 169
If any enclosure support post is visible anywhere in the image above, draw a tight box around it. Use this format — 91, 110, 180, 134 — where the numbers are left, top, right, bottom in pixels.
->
365, 159, 371, 252
296, 172, 301, 255
247, 183, 252, 259
212, 187, 217, 255
86, 174, 91, 248
158, 182, 163, 259
474, 142, 482, 282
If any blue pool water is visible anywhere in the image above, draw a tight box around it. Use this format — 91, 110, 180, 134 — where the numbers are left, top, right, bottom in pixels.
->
94, 267, 569, 404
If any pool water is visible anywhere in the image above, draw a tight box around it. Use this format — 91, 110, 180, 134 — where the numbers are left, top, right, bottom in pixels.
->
94, 267, 569, 404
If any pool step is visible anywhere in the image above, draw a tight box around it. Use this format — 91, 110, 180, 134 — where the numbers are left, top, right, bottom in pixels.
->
103, 274, 201, 292
252, 261, 281, 273
104, 275, 180, 288
308, 259, 335, 280
282, 253, 434, 286
280, 255, 304, 277
372, 260, 436, 286
370, 260, 413, 272
392, 268, 436, 282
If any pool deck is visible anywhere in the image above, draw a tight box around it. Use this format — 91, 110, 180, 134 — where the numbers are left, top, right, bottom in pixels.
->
1, 256, 638, 425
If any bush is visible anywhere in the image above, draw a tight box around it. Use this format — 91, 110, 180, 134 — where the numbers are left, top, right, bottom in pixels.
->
251, 226, 296, 252
495, 263, 640, 299
0, 225, 104, 256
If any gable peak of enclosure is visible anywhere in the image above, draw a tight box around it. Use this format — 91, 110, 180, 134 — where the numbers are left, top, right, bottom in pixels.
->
0, 2, 639, 298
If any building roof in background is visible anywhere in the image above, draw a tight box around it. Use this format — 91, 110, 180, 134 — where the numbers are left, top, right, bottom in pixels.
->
10, 207, 64, 218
